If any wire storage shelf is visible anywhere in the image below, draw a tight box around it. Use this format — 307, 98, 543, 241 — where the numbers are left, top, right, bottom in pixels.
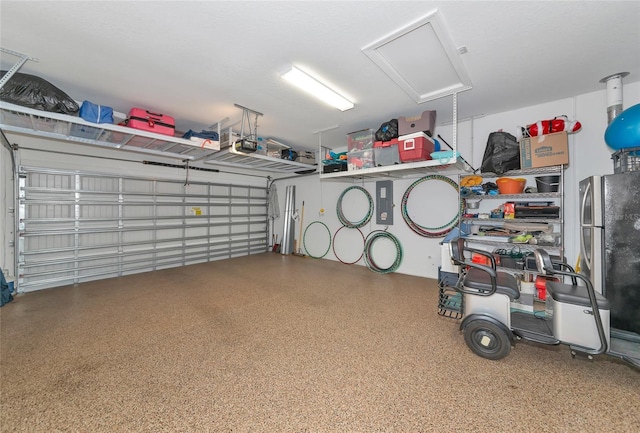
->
0, 101, 317, 173
612, 147, 640, 174
0, 101, 219, 160
438, 286, 463, 319
437, 267, 463, 319
204, 144, 318, 173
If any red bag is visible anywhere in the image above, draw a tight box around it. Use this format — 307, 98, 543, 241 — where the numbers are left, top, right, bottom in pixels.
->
126, 108, 175, 136
523, 115, 581, 137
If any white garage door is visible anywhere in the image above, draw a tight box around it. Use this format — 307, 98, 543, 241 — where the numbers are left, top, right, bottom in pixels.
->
17, 166, 268, 292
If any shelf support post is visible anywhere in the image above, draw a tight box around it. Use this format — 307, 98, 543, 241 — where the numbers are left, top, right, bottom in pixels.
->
0, 48, 38, 90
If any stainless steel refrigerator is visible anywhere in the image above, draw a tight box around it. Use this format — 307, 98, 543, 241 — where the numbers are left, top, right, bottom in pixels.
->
579, 172, 640, 335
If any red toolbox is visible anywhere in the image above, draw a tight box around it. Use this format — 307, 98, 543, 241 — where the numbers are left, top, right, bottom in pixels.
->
126, 108, 175, 136
398, 132, 435, 162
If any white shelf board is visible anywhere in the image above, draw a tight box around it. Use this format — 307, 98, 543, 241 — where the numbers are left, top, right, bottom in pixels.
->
319, 157, 471, 181
464, 192, 561, 200
479, 166, 563, 177
463, 236, 561, 250
463, 217, 562, 224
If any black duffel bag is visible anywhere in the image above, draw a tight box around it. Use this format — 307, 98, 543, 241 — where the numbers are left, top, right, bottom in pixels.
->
375, 119, 398, 142
480, 131, 521, 175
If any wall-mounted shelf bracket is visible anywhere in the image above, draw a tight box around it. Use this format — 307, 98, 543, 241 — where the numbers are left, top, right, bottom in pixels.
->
0, 47, 39, 90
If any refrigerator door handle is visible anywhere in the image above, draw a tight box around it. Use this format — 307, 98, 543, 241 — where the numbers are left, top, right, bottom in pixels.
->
580, 180, 591, 226
580, 181, 591, 270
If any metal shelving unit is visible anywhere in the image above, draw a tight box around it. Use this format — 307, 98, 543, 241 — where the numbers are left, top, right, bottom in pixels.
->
0, 101, 317, 173
459, 165, 566, 265
318, 92, 472, 181
204, 144, 317, 173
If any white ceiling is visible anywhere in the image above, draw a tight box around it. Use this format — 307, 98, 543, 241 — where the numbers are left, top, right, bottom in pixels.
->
1, 1, 639, 153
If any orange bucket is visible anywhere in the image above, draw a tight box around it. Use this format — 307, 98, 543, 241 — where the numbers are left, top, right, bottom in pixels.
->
496, 177, 526, 194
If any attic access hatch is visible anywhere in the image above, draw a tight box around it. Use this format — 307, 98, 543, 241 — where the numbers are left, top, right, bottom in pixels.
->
362, 9, 472, 103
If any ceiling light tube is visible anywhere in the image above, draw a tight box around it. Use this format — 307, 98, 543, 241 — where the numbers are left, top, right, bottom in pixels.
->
281, 66, 354, 111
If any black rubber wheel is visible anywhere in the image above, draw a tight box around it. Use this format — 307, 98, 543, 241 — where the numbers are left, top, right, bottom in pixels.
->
463, 319, 512, 360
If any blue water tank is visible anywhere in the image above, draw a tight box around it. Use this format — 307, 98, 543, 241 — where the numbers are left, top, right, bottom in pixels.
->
605, 103, 640, 150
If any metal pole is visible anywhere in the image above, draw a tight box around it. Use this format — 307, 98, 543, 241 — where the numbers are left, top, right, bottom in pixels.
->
281, 185, 296, 255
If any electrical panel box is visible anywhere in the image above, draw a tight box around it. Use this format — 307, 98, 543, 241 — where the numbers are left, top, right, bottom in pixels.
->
376, 180, 394, 225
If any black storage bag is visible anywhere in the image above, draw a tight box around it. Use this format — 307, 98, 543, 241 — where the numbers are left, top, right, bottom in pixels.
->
375, 119, 398, 142
0, 70, 79, 114
480, 131, 521, 175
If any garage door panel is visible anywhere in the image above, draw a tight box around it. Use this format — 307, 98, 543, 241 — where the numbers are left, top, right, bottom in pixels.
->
17, 167, 268, 292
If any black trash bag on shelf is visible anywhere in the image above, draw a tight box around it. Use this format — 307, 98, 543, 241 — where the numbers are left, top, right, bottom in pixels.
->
0, 70, 79, 114
375, 119, 398, 142
480, 131, 521, 175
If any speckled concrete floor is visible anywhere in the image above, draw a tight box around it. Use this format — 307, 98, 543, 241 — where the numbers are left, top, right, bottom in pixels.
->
1, 253, 639, 432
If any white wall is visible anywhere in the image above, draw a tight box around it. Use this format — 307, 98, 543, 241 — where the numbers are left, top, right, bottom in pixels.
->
0, 138, 15, 281
283, 82, 640, 279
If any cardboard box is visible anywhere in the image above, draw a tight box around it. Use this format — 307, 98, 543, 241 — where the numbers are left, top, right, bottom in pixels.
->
520, 131, 569, 168
398, 110, 436, 136
297, 150, 316, 164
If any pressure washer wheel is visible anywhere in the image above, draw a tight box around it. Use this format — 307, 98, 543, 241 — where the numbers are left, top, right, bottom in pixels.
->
463, 319, 512, 360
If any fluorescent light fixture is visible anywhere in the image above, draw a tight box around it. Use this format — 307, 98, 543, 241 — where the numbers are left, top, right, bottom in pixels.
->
281, 66, 354, 111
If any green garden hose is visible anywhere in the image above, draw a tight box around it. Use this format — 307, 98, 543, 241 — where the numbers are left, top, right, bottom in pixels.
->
336, 185, 373, 228
363, 230, 403, 274
332, 225, 365, 264
303, 221, 332, 259
401, 175, 462, 238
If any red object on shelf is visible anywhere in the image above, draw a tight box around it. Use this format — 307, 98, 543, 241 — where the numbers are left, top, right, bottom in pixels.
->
398, 132, 435, 162
472, 253, 489, 265
525, 116, 581, 137
126, 108, 175, 136
535, 275, 560, 300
